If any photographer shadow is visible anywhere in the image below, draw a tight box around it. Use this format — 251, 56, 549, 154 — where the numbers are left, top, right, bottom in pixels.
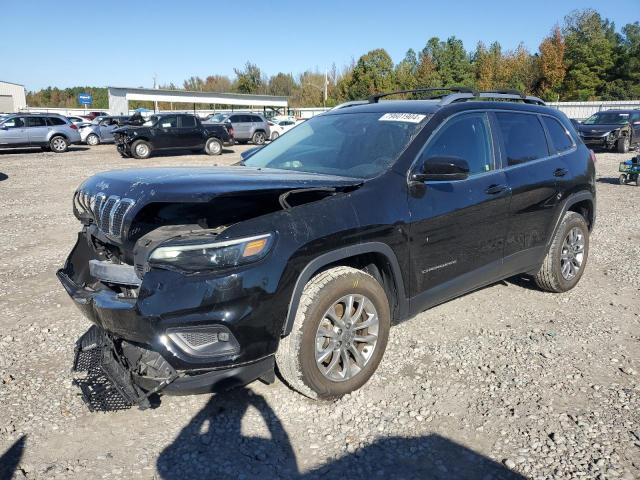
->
157, 387, 525, 480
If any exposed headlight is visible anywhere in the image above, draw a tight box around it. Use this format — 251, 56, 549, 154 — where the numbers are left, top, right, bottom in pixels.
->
607, 130, 618, 140
149, 233, 273, 271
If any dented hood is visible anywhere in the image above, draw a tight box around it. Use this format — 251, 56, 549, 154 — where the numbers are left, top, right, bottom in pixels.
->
78, 166, 362, 203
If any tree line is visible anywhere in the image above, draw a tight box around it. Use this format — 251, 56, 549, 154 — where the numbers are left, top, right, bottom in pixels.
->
26, 9, 640, 110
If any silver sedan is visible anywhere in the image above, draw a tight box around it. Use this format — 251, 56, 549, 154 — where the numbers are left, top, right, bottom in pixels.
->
79, 117, 121, 145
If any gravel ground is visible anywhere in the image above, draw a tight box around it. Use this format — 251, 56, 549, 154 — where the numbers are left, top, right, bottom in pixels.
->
0, 144, 638, 480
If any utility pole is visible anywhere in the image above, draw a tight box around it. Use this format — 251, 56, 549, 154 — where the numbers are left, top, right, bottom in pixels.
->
153, 73, 159, 113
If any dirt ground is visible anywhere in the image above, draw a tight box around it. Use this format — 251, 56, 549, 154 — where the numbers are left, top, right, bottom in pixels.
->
0, 144, 638, 480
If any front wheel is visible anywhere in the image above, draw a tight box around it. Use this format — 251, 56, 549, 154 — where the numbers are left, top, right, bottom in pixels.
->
86, 133, 99, 146
204, 137, 223, 155
534, 211, 589, 293
252, 131, 266, 145
619, 174, 628, 185
271, 131, 279, 141
131, 140, 151, 159
617, 136, 630, 153
276, 266, 390, 400
49, 136, 68, 153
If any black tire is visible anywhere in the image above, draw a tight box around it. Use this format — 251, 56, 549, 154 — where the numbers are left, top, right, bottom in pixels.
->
252, 131, 266, 145
131, 140, 151, 159
534, 211, 589, 293
204, 137, 223, 156
276, 266, 390, 400
617, 136, 630, 153
86, 134, 99, 146
49, 136, 68, 153
271, 131, 280, 141
619, 174, 627, 185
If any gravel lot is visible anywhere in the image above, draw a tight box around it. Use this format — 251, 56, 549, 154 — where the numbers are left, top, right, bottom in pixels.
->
0, 144, 638, 480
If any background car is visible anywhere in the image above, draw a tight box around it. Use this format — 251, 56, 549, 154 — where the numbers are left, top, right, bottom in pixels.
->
268, 118, 297, 140
0, 113, 81, 152
204, 113, 270, 144
79, 116, 121, 145
576, 109, 640, 153
81, 111, 108, 121
67, 116, 91, 127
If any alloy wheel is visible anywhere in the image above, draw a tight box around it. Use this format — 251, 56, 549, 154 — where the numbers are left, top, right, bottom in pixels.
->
560, 226, 585, 280
314, 294, 379, 382
51, 137, 66, 152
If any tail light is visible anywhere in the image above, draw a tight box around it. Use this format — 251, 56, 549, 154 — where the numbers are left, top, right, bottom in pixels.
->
589, 149, 596, 164
227, 125, 234, 138
69, 123, 78, 130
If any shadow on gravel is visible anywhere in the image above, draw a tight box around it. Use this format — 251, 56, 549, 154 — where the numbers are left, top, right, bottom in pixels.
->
0, 173, 7, 182
0, 435, 26, 480
157, 388, 524, 480
506, 274, 540, 291
0, 147, 90, 155
148, 148, 236, 158
596, 177, 623, 185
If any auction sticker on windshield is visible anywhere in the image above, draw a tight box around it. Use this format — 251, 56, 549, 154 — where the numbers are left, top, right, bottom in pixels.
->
379, 113, 426, 123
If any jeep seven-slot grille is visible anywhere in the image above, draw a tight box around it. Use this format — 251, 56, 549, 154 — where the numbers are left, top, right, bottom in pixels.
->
75, 190, 135, 238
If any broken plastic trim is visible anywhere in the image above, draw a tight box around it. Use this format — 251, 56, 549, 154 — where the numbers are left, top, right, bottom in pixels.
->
278, 187, 337, 209
72, 326, 179, 411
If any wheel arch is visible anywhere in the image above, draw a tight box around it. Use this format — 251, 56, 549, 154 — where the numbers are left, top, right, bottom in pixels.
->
547, 191, 595, 249
282, 242, 408, 336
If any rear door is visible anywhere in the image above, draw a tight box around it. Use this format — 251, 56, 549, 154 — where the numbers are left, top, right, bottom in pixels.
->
408, 111, 511, 303
495, 111, 565, 273
0, 116, 29, 146
230, 115, 250, 140
176, 115, 202, 148
26, 116, 49, 145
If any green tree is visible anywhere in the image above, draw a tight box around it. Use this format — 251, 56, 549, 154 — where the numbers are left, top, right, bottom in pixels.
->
423, 36, 474, 87
601, 22, 640, 99
183, 76, 205, 91
561, 9, 616, 100
233, 62, 263, 94
395, 49, 419, 90
345, 48, 395, 99
268, 73, 296, 96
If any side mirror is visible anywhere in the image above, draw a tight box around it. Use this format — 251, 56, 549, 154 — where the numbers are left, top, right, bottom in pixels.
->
412, 156, 470, 182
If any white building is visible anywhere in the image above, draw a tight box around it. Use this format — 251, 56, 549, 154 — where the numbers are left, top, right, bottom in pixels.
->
0, 81, 27, 113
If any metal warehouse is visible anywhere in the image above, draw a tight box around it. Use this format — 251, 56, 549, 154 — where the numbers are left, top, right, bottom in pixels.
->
0, 80, 27, 113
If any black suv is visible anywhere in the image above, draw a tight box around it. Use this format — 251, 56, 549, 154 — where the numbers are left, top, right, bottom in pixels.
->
575, 109, 640, 153
114, 113, 234, 159
58, 88, 595, 408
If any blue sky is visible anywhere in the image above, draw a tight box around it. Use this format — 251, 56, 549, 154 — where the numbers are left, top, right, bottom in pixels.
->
1, 0, 638, 91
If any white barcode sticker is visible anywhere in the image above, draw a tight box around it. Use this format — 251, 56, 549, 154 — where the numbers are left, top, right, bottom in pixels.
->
379, 113, 426, 123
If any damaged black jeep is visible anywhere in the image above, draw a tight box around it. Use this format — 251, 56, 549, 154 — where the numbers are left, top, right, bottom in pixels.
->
59, 88, 596, 409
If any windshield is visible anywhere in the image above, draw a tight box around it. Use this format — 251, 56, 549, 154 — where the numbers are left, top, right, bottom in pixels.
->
143, 115, 159, 127
207, 113, 228, 123
583, 112, 630, 125
243, 112, 428, 178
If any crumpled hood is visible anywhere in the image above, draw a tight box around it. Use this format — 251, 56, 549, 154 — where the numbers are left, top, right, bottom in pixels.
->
577, 124, 623, 135
78, 166, 362, 204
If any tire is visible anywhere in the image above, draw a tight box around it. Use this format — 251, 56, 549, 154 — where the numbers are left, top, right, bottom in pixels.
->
86, 134, 99, 146
252, 131, 266, 145
617, 136, 630, 153
619, 174, 627, 185
534, 211, 589, 293
204, 137, 223, 156
131, 140, 151, 159
49, 136, 68, 153
271, 131, 279, 141
276, 266, 390, 400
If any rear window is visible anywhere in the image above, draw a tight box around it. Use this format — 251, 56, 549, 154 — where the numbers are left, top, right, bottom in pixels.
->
542, 116, 574, 153
495, 112, 549, 166
180, 116, 196, 128
252, 116, 263, 123
47, 117, 66, 126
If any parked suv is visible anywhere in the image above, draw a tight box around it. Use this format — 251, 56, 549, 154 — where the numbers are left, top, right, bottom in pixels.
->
113, 113, 234, 158
0, 113, 81, 152
58, 88, 595, 408
205, 113, 270, 144
575, 109, 640, 153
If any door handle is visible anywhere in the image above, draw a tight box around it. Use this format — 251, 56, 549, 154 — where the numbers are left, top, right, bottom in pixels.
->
554, 168, 568, 177
485, 184, 508, 195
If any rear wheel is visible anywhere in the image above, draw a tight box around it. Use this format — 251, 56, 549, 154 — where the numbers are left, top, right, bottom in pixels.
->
252, 131, 266, 145
619, 174, 627, 185
205, 137, 223, 155
534, 211, 589, 293
617, 136, 630, 153
49, 136, 68, 153
271, 131, 279, 141
86, 134, 99, 146
276, 266, 390, 399
131, 140, 151, 159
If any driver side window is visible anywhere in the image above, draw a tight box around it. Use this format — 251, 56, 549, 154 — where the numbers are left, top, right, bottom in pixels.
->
418, 112, 494, 176
158, 116, 177, 128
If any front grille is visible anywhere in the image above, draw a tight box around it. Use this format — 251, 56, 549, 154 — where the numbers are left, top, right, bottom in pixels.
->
75, 190, 135, 239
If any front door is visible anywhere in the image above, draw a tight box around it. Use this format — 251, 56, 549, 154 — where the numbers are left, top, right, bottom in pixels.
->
0, 117, 29, 146
408, 111, 511, 308
176, 115, 202, 148
154, 115, 178, 149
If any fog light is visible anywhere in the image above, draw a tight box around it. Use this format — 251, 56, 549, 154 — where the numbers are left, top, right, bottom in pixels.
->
166, 325, 240, 358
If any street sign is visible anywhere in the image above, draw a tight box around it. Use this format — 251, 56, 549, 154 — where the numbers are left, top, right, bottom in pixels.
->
78, 93, 93, 105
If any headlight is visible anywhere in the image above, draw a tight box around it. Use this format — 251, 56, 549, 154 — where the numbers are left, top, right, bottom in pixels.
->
149, 233, 274, 271
607, 130, 617, 140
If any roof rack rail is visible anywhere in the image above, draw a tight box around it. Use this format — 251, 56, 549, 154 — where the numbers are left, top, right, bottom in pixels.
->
368, 87, 475, 103
440, 91, 546, 106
